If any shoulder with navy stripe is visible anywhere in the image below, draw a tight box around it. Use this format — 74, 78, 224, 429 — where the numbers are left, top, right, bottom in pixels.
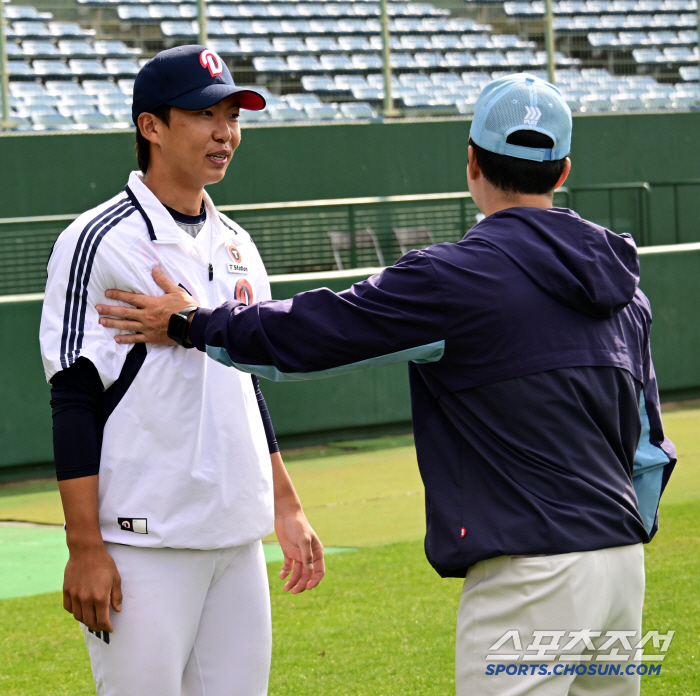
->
59, 194, 137, 369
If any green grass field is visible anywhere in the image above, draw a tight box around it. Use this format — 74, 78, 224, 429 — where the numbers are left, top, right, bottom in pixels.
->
0, 405, 699, 695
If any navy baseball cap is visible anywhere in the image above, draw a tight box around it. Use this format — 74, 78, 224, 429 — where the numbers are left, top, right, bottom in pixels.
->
470, 73, 572, 162
132, 45, 266, 125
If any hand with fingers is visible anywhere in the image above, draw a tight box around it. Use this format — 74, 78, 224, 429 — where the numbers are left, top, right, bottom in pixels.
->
96, 267, 195, 346
275, 510, 325, 594
63, 545, 123, 633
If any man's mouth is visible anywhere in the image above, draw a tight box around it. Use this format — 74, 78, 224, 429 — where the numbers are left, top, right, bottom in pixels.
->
207, 153, 230, 165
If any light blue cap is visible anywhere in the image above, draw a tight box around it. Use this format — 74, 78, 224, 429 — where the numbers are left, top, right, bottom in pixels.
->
469, 73, 572, 162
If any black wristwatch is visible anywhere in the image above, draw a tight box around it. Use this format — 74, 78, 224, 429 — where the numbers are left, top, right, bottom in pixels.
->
167, 306, 199, 348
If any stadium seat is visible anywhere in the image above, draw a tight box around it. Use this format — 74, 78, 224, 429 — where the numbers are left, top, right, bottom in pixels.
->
393, 226, 436, 254
207, 39, 239, 56
305, 37, 341, 53
267, 104, 307, 121
20, 40, 60, 58
285, 93, 323, 109
252, 57, 289, 73
351, 86, 384, 101
94, 40, 141, 57
352, 54, 383, 70
301, 75, 340, 95
68, 60, 107, 77
32, 60, 72, 77
58, 40, 97, 57
304, 104, 340, 120
338, 36, 373, 52
287, 55, 324, 72
273, 38, 306, 54
30, 112, 75, 130
239, 39, 276, 55
49, 22, 94, 38
319, 55, 354, 71
104, 59, 140, 76
327, 228, 384, 270
74, 111, 119, 128
339, 102, 375, 119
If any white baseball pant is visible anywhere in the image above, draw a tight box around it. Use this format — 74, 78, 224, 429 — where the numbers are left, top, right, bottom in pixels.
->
83, 540, 271, 696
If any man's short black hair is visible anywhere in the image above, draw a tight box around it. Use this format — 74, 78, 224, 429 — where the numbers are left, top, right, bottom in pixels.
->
469, 130, 568, 195
135, 104, 172, 174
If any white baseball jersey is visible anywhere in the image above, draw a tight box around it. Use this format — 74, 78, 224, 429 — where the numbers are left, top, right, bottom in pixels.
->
40, 171, 274, 549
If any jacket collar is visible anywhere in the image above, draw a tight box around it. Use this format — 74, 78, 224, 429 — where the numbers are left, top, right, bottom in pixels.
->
124, 171, 227, 246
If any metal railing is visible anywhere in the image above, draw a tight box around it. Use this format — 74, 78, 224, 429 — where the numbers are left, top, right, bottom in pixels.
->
0, 189, 576, 296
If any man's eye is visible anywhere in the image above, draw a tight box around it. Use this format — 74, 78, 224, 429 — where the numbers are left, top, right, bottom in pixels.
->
230, 113, 240, 120
200, 110, 213, 116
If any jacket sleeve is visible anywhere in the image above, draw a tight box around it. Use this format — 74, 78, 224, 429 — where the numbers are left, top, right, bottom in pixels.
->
632, 338, 676, 539
189, 250, 448, 381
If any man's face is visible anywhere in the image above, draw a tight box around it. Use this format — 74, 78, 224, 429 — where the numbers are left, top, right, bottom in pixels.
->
154, 97, 241, 189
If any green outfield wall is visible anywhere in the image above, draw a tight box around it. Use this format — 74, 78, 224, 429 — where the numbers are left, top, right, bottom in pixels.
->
1, 243, 699, 478
1, 112, 700, 233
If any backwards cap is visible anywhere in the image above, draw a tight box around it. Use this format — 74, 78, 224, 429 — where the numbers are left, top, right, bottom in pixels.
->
469, 73, 572, 162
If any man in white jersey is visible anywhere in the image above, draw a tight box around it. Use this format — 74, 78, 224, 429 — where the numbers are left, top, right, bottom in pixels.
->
40, 45, 324, 696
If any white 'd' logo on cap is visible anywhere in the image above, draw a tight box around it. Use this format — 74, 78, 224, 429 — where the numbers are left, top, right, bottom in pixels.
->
524, 106, 542, 126
200, 49, 224, 77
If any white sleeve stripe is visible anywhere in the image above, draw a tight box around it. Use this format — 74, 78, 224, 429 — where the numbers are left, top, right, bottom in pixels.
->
60, 196, 135, 369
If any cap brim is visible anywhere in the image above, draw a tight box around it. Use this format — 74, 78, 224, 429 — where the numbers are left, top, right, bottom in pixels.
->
167, 84, 266, 111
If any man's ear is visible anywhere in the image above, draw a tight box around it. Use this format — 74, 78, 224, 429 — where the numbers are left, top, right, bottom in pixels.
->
137, 113, 161, 145
554, 157, 572, 190
467, 145, 481, 183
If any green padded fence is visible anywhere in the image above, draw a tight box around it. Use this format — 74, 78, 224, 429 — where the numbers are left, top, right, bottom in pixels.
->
1, 242, 699, 478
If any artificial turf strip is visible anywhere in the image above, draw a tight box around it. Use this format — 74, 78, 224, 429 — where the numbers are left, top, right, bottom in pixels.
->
1, 501, 699, 696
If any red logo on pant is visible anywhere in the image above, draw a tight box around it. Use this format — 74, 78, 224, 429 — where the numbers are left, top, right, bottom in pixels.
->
460, 527, 467, 538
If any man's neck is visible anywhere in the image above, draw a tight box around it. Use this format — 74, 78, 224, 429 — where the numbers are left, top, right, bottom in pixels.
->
481, 192, 554, 218
142, 169, 205, 217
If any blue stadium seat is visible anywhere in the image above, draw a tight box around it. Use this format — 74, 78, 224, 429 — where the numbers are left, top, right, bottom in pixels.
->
334, 74, 370, 91
74, 112, 119, 128
391, 53, 416, 68
305, 37, 341, 53
339, 102, 375, 119
400, 35, 433, 51
287, 55, 323, 72
118, 6, 151, 21
220, 21, 255, 36
351, 54, 382, 70
300, 75, 339, 95
6, 6, 52, 21
207, 39, 240, 56
82, 80, 122, 95
444, 52, 476, 68
10, 82, 48, 98
319, 55, 354, 71
32, 60, 72, 77
59, 93, 99, 108
267, 104, 307, 121
268, 4, 302, 18
148, 5, 182, 20
105, 59, 140, 76
94, 40, 141, 57
338, 36, 372, 52
21, 40, 61, 58
304, 104, 340, 120
239, 38, 276, 55
11, 22, 52, 38
285, 93, 323, 108
161, 21, 196, 38
117, 79, 135, 95
49, 22, 94, 38
414, 52, 444, 68
30, 112, 75, 130
45, 81, 85, 97
430, 35, 462, 50
273, 38, 307, 53
252, 57, 289, 73
208, 5, 243, 19
58, 41, 97, 57
68, 59, 108, 77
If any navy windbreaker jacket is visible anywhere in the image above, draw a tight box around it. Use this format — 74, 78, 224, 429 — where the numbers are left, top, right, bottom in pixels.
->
190, 207, 676, 578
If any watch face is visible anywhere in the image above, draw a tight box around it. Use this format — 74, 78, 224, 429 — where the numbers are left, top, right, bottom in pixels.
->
167, 313, 189, 343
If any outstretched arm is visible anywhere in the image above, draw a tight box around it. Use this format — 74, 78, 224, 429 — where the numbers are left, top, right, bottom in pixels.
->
96, 251, 447, 380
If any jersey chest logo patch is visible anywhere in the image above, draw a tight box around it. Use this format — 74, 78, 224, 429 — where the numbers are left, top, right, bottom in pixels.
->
227, 243, 249, 275
235, 279, 254, 306
118, 517, 148, 534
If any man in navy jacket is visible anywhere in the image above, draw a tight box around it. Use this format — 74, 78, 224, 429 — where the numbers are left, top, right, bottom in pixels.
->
99, 74, 675, 696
